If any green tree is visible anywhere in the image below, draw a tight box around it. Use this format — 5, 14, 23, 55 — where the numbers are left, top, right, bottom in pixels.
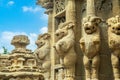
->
2, 46, 8, 54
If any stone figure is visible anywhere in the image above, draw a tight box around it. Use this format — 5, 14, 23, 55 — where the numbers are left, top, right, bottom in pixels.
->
34, 33, 51, 80
54, 22, 77, 80
80, 16, 101, 80
107, 15, 120, 80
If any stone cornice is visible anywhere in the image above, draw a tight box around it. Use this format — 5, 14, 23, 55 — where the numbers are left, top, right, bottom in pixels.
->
37, 0, 53, 9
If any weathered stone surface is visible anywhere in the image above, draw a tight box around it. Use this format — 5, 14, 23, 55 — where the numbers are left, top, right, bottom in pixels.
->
107, 15, 120, 80
34, 33, 51, 80
1, 0, 120, 80
54, 22, 77, 80
0, 35, 43, 80
80, 16, 101, 80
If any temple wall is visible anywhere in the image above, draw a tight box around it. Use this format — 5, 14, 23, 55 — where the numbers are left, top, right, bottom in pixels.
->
75, 0, 114, 80
0, 0, 119, 80
52, 0, 117, 80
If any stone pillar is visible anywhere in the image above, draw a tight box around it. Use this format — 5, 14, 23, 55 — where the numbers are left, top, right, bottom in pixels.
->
44, 2, 53, 34
66, 0, 76, 22
44, 2, 55, 80
112, 0, 120, 16
50, 12, 56, 80
86, 0, 95, 16
37, 1, 55, 80
47, 10, 53, 33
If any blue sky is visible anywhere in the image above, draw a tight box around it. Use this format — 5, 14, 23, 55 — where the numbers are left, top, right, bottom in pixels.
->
0, 0, 48, 53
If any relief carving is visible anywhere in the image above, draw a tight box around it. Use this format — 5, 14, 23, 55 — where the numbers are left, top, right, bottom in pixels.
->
107, 15, 120, 80
80, 16, 101, 80
55, 0, 65, 14
54, 22, 77, 80
11, 35, 32, 54
34, 33, 51, 80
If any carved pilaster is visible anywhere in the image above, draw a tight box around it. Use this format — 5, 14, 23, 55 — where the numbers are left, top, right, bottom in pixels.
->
34, 33, 51, 80
80, 0, 102, 80
66, 0, 76, 22
87, 0, 95, 16
80, 16, 101, 80
54, 22, 77, 80
107, 15, 120, 80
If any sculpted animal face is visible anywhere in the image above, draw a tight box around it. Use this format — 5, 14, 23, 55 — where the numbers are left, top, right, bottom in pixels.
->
55, 22, 75, 40
107, 15, 120, 35
110, 23, 120, 35
83, 16, 101, 34
36, 39, 45, 48
36, 33, 50, 48
83, 22, 97, 34
55, 28, 67, 40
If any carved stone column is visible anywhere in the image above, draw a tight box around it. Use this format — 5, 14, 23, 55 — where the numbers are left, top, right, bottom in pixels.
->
37, 1, 55, 80
79, 0, 101, 80
48, 10, 53, 33
54, 22, 77, 80
44, 2, 53, 33
34, 33, 51, 80
86, 0, 95, 16
107, 0, 120, 79
66, 0, 76, 23
80, 16, 101, 80
107, 15, 120, 80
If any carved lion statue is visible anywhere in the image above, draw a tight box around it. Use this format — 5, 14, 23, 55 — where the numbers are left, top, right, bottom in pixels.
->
80, 16, 101, 80
107, 15, 120, 80
34, 33, 51, 80
54, 22, 77, 80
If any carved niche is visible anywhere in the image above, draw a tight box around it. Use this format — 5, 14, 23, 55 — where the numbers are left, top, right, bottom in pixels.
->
107, 15, 120, 80
54, 22, 77, 80
55, 0, 65, 14
34, 33, 51, 80
80, 16, 102, 80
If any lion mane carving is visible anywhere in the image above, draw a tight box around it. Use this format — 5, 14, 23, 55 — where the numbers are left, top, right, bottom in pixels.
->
34, 33, 51, 80
54, 22, 77, 80
80, 16, 101, 80
107, 15, 120, 80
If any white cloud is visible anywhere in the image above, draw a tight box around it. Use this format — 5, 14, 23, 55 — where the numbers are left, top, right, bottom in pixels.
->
27, 33, 37, 51
39, 27, 48, 34
0, 26, 49, 54
22, 6, 41, 13
1, 32, 26, 42
0, 48, 4, 54
7, 1, 14, 6
40, 14, 48, 21
0, 31, 38, 53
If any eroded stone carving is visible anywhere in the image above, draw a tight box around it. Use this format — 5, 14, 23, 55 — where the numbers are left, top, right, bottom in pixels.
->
80, 16, 101, 80
0, 35, 43, 80
11, 35, 31, 54
54, 22, 77, 80
34, 33, 51, 80
55, 0, 65, 13
107, 15, 120, 80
